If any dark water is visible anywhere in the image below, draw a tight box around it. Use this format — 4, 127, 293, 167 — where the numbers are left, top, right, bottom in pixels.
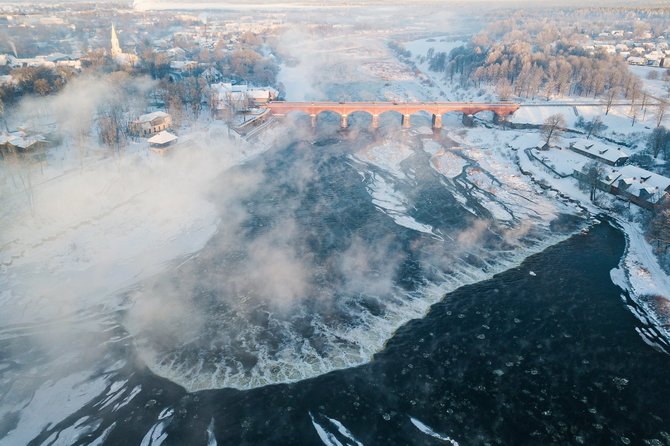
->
11, 131, 670, 446
39, 221, 670, 446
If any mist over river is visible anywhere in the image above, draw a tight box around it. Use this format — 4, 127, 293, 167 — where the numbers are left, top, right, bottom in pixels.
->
3, 124, 670, 445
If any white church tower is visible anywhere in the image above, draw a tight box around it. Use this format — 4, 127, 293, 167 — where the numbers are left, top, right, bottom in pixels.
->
111, 24, 122, 58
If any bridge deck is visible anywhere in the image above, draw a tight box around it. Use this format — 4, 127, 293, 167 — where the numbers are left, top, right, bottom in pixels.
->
263, 101, 520, 115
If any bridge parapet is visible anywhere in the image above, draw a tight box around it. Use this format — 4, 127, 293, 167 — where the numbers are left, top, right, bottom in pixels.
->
263, 101, 520, 129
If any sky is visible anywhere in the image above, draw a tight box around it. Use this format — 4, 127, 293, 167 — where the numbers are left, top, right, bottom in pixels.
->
0, 0, 666, 4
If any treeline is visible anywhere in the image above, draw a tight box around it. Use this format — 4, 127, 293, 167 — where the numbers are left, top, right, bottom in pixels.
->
474, 7, 670, 38
1, 65, 77, 98
425, 18, 649, 102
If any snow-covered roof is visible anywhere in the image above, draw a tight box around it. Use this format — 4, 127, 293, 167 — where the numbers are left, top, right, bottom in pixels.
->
147, 131, 177, 145
212, 82, 233, 93
170, 60, 197, 70
568, 138, 628, 164
0, 131, 46, 149
627, 56, 646, 64
608, 165, 670, 202
136, 111, 169, 123
46, 52, 74, 62
201, 66, 222, 76
247, 87, 278, 99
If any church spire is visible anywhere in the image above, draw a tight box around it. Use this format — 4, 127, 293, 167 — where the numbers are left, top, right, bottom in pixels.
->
111, 24, 121, 58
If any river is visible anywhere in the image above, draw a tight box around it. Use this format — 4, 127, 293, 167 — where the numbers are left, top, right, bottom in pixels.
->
3, 126, 670, 446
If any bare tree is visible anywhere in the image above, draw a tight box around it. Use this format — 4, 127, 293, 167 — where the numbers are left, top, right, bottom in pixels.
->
656, 100, 668, 128
167, 95, 184, 129
33, 79, 51, 96
604, 86, 620, 115
184, 77, 206, 121
496, 79, 513, 101
541, 114, 566, 147
578, 161, 605, 203
585, 116, 607, 139
649, 197, 670, 254
628, 79, 642, 112
97, 102, 129, 153
0, 96, 4, 131
647, 126, 670, 158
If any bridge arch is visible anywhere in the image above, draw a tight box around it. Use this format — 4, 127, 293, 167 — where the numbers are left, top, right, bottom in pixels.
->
346, 110, 373, 128
312, 109, 345, 129
278, 109, 315, 129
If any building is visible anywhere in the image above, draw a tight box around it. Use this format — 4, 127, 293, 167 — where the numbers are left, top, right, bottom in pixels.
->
210, 83, 279, 118
572, 165, 670, 209
111, 24, 122, 58
568, 139, 629, 166
200, 66, 224, 84
0, 131, 48, 158
130, 111, 172, 137
210, 83, 251, 118
169, 60, 198, 72
246, 87, 279, 105
607, 165, 670, 209
110, 24, 138, 66
167, 60, 198, 82
148, 131, 178, 154
627, 56, 647, 65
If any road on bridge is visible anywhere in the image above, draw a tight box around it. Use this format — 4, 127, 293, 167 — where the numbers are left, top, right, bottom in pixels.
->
260, 100, 662, 129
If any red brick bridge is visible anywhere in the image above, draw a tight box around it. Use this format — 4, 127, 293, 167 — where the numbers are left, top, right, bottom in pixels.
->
262, 101, 521, 129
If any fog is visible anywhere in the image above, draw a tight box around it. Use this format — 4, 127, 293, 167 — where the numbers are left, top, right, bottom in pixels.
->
0, 3, 569, 437
0, 7, 553, 394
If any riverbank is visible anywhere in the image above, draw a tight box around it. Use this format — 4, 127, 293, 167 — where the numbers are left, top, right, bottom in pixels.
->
511, 130, 670, 348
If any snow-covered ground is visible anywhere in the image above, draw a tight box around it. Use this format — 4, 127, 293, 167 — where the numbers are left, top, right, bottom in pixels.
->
500, 124, 670, 345
401, 35, 669, 136
347, 32, 670, 349
628, 65, 670, 100
2, 23, 670, 445
0, 118, 278, 444
0, 120, 272, 326
509, 104, 664, 144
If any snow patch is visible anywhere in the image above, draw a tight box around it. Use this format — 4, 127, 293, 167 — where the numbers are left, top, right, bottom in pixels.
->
409, 417, 459, 446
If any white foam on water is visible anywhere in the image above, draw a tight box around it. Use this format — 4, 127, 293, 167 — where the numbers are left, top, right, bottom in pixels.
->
144, 220, 575, 392
135, 129, 582, 392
